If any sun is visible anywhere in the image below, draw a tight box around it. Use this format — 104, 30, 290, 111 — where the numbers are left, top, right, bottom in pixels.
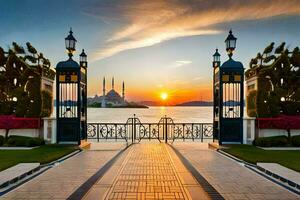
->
160, 92, 168, 101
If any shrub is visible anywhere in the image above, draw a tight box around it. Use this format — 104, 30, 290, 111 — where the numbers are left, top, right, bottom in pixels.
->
26, 137, 45, 147
291, 135, 300, 147
6, 135, 45, 147
253, 135, 289, 147
0, 135, 4, 146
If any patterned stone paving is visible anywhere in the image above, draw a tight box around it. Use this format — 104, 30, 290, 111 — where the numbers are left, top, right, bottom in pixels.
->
105, 144, 193, 200
173, 143, 300, 200
0, 148, 123, 200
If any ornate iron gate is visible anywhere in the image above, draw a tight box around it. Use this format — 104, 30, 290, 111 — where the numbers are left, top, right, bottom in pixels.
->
87, 115, 213, 143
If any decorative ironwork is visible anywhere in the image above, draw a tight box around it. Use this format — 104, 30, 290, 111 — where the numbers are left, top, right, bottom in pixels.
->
87, 116, 213, 143
87, 123, 128, 142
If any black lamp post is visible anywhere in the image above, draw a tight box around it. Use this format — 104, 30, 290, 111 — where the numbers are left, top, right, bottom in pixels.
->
79, 49, 88, 141
212, 48, 221, 142
56, 28, 88, 144
213, 30, 244, 144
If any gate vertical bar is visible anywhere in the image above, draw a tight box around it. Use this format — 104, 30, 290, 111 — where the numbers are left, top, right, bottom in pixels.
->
201, 124, 204, 142
165, 117, 168, 143
131, 117, 134, 143
183, 124, 185, 142
192, 123, 194, 141
133, 114, 136, 142
149, 124, 151, 141
115, 124, 117, 141
97, 124, 99, 142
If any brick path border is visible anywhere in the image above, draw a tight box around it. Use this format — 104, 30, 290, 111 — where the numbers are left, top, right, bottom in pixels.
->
169, 144, 224, 200
67, 145, 131, 200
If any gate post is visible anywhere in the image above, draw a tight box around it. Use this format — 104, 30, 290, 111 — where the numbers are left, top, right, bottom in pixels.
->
97, 124, 99, 142
131, 116, 134, 143
201, 124, 204, 142
165, 116, 168, 143
133, 114, 136, 142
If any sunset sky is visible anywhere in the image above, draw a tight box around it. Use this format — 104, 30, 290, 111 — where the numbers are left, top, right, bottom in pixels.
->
1, 0, 300, 104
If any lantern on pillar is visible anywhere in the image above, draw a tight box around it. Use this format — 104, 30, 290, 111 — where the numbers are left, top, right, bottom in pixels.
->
213, 30, 244, 144
55, 28, 88, 144
225, 29, 237, 58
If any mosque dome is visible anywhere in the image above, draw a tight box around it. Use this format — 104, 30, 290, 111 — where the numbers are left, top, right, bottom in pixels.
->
101, 77, 126, 107
106, 89, 122, 103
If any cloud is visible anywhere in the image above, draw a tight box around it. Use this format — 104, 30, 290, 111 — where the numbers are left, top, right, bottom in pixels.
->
193, 76, 203, 81
84, 0, 300, 61
169, 60, 192, 68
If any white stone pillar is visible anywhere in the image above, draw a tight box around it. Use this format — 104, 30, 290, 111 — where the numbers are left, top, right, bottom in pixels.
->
243, 117, 256, 144
52, 118, 57, 144
42, 117, 57, 144
243, 118, 247, 144
43, 119, 48, 141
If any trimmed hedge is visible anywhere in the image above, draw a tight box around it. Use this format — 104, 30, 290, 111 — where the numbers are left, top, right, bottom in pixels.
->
292, 135, 300, 147
253, 136, 289, 147
5, 135, 45, 147
0, 135, 4, 146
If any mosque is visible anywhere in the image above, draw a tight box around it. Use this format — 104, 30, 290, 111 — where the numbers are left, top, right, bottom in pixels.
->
100, 77, 126, 108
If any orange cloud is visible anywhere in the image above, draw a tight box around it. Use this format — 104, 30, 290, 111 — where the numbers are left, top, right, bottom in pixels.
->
85, 0, 300, 61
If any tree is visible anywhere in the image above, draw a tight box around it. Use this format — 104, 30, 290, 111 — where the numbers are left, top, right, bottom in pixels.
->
0, 42, 55, 118
246, 42, 300, 139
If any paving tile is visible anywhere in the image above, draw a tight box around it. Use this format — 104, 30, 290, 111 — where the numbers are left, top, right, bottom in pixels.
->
103, 143, 202, 200
1, 146, 123, 200
0, 163, 40, 186
173, 142, 300, 200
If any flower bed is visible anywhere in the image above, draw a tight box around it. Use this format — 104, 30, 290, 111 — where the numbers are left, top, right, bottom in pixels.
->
0, 116, 41, 129
257, 115, 300, 129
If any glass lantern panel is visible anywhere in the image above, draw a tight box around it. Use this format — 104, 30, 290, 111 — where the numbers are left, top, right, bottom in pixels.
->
213, 56, 220, 62
230, 40, 236, 49
58, 82, 78, 118
65, 40, 69, 49
226, 41, 230, 49
81, 56, 87, 62
70, 40, 75, 49
222, 82, 241, 118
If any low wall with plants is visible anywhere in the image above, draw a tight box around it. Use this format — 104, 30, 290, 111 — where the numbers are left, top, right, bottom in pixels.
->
256, 115, 300, 139
0, 116, 41, 139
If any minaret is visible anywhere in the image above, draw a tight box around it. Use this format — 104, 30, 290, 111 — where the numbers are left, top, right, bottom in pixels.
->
103, 77, 106, 96
101, 77, 106, 108
122, 81, 125, 103
112, 77, 114, 90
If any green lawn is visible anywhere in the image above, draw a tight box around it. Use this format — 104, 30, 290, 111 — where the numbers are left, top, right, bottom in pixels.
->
223, 145, 300, 172
0, 145, 79, 171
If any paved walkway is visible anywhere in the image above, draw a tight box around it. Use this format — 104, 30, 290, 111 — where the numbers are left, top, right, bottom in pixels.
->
173, 143, 299, 200
257, 163, 300, 185
84, 143, 210, 200
1, 142, 299, 200
0, 163, 39, 187
1, 145, 125, 200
